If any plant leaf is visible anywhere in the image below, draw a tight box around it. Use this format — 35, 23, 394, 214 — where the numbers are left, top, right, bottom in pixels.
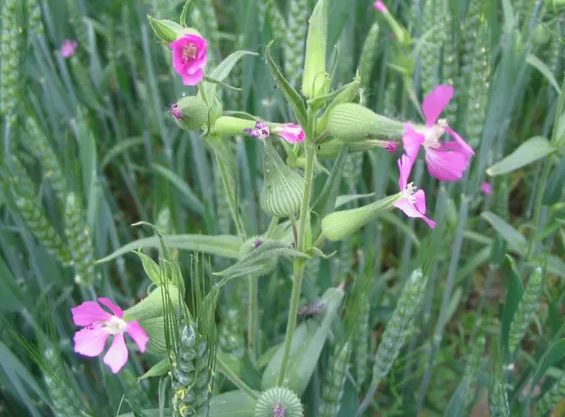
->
96, 234, 243, 264
481, 211, 527, 254
486, 136, 555, 176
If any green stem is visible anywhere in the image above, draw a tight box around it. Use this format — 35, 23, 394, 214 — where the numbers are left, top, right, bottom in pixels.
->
266, 216, 279, 238
216, 353, 260, 400
276, 140, 316, 386
248, 275, 258, 365
526, 159, 551, 261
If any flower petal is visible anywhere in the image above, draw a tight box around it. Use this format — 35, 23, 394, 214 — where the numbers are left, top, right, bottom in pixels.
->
71, 301, 112, 326
422, 85, 453, 126
481, 182, 493, 195
397, 154, 413, 191
444, 126, 474, 156
425, 145, 471, 182
98, 298, 123, 318
126, 321, 149, 353
103, 333, 129, 374
393, 196, 436, 229
181, 69, 204, 86
73, 326, 110, 357
402, 124, 425, 172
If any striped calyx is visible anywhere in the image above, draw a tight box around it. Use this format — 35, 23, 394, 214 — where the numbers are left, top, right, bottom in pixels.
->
255, 387, 303, 417
260, 141, 305, 218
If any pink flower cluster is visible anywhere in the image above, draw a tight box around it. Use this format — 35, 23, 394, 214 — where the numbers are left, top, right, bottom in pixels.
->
72, 298, 148, 373
393, 85, 475, 228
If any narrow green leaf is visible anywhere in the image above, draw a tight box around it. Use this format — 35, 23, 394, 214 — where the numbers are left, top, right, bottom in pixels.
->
529, 340, 565, 397
486, 136, 555, 176
209, 50, 258, 82
443, 376, 472, 417
543, 155, 565, 205
481, 212, 527, 254
265, 41, 308, 128
500, 256, 524, 353
152, 163, 205, 216
526, 54, 562, 94
96, 234, 243, 263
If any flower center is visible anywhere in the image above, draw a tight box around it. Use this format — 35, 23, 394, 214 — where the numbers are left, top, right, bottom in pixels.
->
424, 119, 448, 149
182, 43, 198, 61
105, 316, 127, 335
403, 182, 417, 203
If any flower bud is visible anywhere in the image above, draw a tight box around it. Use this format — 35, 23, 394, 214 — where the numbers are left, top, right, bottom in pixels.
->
317, 139, 397, 158
321, 194, 401, 241
171, 96, 209, 131
213, 116, 257, 136
261, 141, 305, 217
326, 103, 404, 143
147, 15, 200, 44
123, 284, 181, 323
373, 1, 411, 48
302, 0, 330, 98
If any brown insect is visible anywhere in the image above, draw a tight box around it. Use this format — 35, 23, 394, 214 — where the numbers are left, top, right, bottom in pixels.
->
297, 299, 326, 322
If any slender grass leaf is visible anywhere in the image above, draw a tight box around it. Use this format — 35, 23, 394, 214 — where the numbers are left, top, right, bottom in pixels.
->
96, 234, 243, 263
486, 136, 555, 176
481, 212, 527, 254
152, 163, 205, 216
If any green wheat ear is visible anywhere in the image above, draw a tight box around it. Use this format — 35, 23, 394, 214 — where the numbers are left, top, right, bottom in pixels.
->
420, 0, 440, 96
64, 193, 95, 285
285, 0, 309, 88
0, 0, 22, 127
318, 341, 352, 417
7, 156, 71, 265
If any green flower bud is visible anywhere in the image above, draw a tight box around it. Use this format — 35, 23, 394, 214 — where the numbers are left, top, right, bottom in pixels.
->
147, 15, 201, 44
124, 284, 182, 323
321, 194, 401, 241
171, 96, 209, 131
213, 116, 257, 136
261, 142, 305, 217
374, 2, 411, 48
302, 0, 330, 99
531, 25, 551, 44
316, 139, 397, 158
326, 103, 404, 143
316, 77, 361, 132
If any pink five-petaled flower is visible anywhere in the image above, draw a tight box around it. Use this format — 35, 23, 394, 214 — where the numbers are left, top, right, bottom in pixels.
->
481, 182, 493, 195
402, 85, 474, 182
61, 39, 78, 58
272, 124, 305, 144
72, 298, 149, 374
170, 34, 207, 86
374, 1, 387, 12
393, 155, 436, 228
244, 122, 271, 139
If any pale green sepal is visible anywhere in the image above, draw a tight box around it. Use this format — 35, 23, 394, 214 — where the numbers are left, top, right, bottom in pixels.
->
302, 0, 329, 99
321, 193, 402, 241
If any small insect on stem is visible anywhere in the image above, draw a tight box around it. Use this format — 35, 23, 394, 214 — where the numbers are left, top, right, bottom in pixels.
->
297, 299, 326, 323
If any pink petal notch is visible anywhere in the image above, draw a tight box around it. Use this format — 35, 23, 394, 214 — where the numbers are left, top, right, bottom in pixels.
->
71, 298, 149, 374
71, 301, 112, 326
422, 85, 453, 126
170, 34, 208, 86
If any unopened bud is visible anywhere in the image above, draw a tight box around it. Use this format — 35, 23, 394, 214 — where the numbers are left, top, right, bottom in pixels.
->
261, 141, 305, 217
321, 194, 401, 241
171, 96, 209, 131
147, 15, 201, 43
326, 103, 404, 143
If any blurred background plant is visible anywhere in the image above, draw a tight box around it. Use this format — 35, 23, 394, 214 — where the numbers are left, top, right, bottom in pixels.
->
0, 0, 565, 416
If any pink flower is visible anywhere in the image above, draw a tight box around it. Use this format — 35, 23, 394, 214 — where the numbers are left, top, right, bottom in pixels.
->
481, 182, 493, 195
272, 124, 305, 144
244, 122, 270, 139
72, 298, 149, 373
61, 39, 77, 58
402, 85, 474, 182
169, 34, 207, 86
374, 1, 387, 12
170, 103, 183, 120
393, 155, 436, 228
